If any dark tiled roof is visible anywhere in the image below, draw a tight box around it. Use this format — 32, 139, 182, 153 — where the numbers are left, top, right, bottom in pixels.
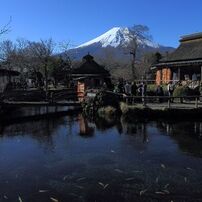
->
72, 54, 110, 76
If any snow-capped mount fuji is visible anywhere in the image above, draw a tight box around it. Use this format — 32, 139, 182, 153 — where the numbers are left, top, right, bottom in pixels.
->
67, 26, 174, 60
77, 27, 159, 49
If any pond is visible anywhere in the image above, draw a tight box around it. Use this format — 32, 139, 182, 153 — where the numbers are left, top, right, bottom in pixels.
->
1, 112, 202, 202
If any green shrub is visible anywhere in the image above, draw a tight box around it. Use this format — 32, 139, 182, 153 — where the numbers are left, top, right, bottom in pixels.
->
82, 90, 121, 117
147, 84, 167, 94
120, 102, 129, 114
98, 106, 117, 117
173, 86, 200, 97
147, 84, 157, 92
94, 91, 120, 109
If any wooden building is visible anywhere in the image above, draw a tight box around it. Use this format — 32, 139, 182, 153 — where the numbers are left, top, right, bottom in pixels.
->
72, 54, 111, 99
152, 32, 202, 85
0, 68, 20, 93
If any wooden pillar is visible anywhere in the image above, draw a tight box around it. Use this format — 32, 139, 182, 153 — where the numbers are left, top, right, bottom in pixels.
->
178, 67, 181, 81
167, 68, 172, 83
195, 97, 198, 109
168, 98, 171, 109
156, 69, 162, 85
201, 66, 202, 82
160, 69, 162, 84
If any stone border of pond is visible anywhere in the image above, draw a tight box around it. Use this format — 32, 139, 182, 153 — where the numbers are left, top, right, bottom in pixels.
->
0, 106, 82, 125
82, 91, 202, 121
82, 104, 202, 123
117, 101, 202, 122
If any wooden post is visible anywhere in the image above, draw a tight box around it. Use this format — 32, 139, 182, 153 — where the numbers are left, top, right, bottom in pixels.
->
142, 96, 146, 107
168, 98, 171, 109
126, 97, 129, 105
178, 67, 181, 81
195, 97, 198, 109
51, 92, 53, 103
200, 66, 202, 89
201, 66, 202, 82
160, 69, 162, 85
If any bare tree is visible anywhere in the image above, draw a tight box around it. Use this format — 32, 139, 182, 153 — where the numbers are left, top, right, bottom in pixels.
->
125, 51, 163, 81
0, 18, 12, 36
57, 41, 74, 87
0, 40, 15, 61
125, 25, 152, 80
0, 40, 16, 73
0, 37, 74, 90
59, 41, 73, 68
28, 39, 55, 92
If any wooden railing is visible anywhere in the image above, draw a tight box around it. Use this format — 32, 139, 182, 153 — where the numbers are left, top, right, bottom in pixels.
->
121, 95, 202, 109
132, 80, 201, 86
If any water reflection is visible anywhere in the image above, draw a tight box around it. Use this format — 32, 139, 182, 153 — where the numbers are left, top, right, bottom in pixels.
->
78, 114, 95, 137
0, 114, 77, 151
2, 113, 202, 157
154, 121, 202, 158
1, 113, 202, 201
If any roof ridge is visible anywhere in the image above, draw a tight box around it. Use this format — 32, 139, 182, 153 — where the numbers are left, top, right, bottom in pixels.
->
180, 32, 202, 42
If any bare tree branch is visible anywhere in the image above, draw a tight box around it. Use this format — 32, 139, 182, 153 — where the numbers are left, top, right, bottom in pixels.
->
123, 24, 152, 80
0, 17, 12, 36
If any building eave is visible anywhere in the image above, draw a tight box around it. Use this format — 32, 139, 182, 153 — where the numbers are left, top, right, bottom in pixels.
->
71, 74, 110, 77
153, 59, 202, 69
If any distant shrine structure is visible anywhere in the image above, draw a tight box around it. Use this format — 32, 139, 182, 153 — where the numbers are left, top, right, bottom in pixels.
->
72, 54, 111, 98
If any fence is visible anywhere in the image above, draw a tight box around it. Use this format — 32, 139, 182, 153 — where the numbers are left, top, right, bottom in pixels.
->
121, 95, 202, 109
132, 80, 201, 86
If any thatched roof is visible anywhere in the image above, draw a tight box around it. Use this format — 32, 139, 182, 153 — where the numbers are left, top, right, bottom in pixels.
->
162, 33, 202, 62
72, 54, 110, 76
0, 68, 20, 76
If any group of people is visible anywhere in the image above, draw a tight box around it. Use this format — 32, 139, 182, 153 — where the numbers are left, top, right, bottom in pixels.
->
156, 82, 175, 102
113, 80, 175, 104
114, 81, 147, 97
156, 82, 174, 96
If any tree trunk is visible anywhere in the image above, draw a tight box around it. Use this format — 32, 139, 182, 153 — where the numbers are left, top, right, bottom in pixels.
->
44, 63, 48, 100
131, 52, 136, 80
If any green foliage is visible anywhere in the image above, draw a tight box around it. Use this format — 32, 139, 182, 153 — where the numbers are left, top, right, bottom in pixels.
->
120, 102, 129, 114
94, 91, 120, 109
97, 106, 117, 117
82, 91, 121, 117
173, 86, 200, 97
147, 84, 156, 92
147, 84, 167, 94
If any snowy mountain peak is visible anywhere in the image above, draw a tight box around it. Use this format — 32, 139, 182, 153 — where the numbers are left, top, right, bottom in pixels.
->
77, 27, 159, 49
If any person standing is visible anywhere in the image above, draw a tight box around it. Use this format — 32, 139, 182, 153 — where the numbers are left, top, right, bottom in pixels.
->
142, 82, 147, 96
156, 85, 164, 103
118, 81, 124, 93
167, 82, 174, 102
131, 82, 138, 96
124, 82, 132, 95
141, 82, 147, 106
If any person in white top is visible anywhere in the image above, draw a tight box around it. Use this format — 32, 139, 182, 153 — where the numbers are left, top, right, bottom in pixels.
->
167, 82, 174, 102
124, 82, 132, 95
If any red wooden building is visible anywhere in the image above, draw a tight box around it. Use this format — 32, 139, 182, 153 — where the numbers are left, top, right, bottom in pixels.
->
152, 32, 202, 85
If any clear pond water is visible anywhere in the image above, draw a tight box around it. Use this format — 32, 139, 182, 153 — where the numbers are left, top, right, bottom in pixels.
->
1, 112, 202, 202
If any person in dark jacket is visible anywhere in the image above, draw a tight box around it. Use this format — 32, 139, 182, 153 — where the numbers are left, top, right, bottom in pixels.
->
131, 82, 138, 96
156, 85, 164, 103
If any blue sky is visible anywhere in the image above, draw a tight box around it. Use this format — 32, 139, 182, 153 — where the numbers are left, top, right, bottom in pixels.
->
0, 0, 202, 48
